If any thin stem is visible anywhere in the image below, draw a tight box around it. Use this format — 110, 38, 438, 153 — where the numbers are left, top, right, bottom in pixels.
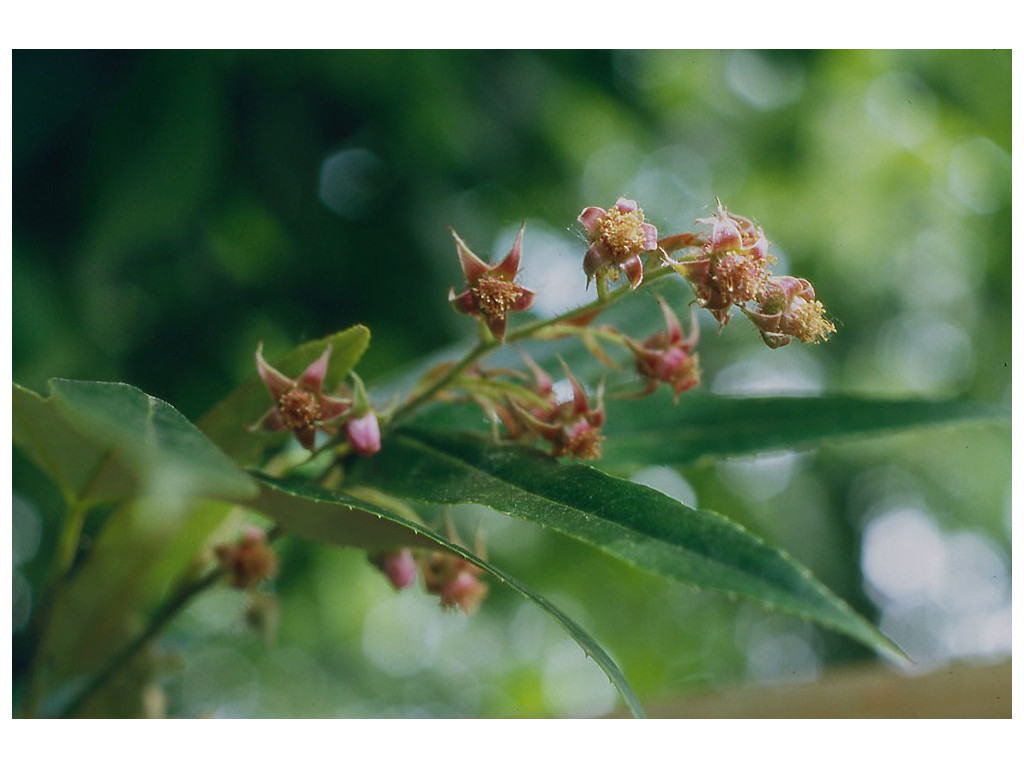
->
506, 264, 674, 343
57, 565, 226, 718
57, 525, 285, 718
389, 340, 495, 424
21, 494, 95, 717
388, 264, 678, 428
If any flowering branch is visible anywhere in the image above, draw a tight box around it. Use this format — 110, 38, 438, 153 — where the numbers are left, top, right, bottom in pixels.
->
240, 194, 836, 617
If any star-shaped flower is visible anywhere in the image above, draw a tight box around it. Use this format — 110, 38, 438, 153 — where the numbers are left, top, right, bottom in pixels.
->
253, 342, 350, 450
449, 224, 536, 341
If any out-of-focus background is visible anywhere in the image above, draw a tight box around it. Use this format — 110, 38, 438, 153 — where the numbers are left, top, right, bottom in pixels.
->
13, 50, 1010, 717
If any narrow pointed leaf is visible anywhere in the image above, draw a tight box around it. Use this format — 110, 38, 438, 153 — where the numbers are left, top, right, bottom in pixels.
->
198, 325, 371, 465
13, 380, 257, 506
598, 392, 1010, 467
248, 475, 646, 718
351, 428, 903, 660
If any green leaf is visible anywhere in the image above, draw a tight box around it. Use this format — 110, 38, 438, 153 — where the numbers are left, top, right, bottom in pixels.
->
408, 392, 1011, 469
13, 380, 257, 507
248, 475, 646, 718
599, 392, 1010, 468
198, 325, 371, 466
351, 428, 904, 660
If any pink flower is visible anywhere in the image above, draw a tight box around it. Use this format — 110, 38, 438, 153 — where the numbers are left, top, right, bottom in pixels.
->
449, 224, 536, 341
744, 276, 836, 348
625, 299, 701, 401
253, 342, 351, 450
511, 360, 606, 460
665, 198, 773, 327
578, 197, 659, 289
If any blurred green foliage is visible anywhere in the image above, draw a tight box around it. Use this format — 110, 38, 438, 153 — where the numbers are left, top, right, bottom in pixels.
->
13, 50, 1010, 717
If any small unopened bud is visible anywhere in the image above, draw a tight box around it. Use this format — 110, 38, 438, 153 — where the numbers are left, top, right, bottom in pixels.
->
346, 412, 381, 457
371, 549, 418, 590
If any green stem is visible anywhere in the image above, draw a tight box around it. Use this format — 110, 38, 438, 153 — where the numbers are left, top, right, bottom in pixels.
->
57, 525, 284, 718
22, 492, 97, 717
389, 264, 677, 428
57, 565, 226, 718
389, 340, 495, 424
506, 264, 674, 344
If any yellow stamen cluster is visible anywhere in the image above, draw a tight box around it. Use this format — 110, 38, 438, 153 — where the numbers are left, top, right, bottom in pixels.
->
713, 253, 771, 306
789, 297, 836, 344
472, 275, 527, 323
277, 388, 323, 430
599, 206, 649, 262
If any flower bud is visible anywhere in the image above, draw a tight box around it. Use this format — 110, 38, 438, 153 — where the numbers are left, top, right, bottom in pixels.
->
345, 412, 381, 457
697, 203, 743, 253
371, 549, 418, 590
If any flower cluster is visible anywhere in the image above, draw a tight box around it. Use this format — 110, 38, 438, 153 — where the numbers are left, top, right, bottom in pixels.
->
245, 192, 836, 624
476, 356, 606, 460
665, 198, 834, 346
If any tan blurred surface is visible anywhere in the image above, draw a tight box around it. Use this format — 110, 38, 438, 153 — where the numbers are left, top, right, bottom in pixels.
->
631, 660, 1011, 718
